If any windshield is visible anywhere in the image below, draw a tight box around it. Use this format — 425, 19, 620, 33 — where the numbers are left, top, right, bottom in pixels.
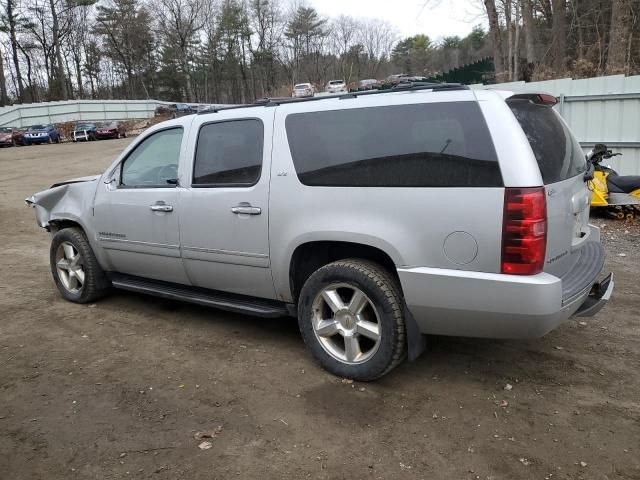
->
0, 127, 12, 133
99, 122, 117, 128
76, 124, 95, 129
329, 81, 344, 85
29, 125, 45, 130
295, 84, 310, 89
508, 100, 587, 184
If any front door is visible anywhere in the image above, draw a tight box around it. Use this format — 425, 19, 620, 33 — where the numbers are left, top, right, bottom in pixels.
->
179, 111, 276, 299
93, 127, 190, 284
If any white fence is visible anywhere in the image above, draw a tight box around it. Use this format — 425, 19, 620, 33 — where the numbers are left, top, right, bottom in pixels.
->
473, 74, 640, 176
0, 100, 216, 129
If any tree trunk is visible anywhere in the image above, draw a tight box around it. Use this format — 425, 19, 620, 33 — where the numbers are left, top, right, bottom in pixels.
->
484, 0, 506, 82
49, 0, 68, 100
551, 0, 567, 74
522, 0, 536, 63
514, 0, 521, 80
505, 0, 513, 80
606, 0, 633, 74
0, 50, 8, 106
7, 0, 24, 102
17, 43, 35, 102
74, 55, 84, 99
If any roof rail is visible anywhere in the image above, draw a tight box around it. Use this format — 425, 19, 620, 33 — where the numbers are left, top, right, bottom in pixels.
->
197, 81, 469, 115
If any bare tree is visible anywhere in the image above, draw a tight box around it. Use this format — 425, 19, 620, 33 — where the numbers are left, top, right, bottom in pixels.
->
484, 0, 506, 81
551, 0, 566, 73
158, 0, 204, 102
606, 0, 634, 74
521, 0, 535, 64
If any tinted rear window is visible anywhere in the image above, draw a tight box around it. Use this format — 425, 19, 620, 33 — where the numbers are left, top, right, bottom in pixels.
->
193, 119, 263, 186
508, 100, 586, 184
285, 102, 501, 187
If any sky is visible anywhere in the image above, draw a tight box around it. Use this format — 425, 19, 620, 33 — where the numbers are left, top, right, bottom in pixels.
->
308, 0, 487, 41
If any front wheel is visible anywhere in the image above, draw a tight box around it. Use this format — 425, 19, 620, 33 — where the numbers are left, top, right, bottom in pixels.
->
50, 228, 110, 303
298, 259, 406, 381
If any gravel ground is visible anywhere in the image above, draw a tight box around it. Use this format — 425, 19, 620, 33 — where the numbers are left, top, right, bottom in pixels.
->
1, 139, 639, 479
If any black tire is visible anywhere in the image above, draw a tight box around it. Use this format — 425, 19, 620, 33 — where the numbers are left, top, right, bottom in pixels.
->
298, 259, 406, 381
50, 227, 111, 303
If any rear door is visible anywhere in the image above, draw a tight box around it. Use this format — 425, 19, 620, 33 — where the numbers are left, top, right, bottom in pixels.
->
179, 110, 276, 299
507, 99, 590, 277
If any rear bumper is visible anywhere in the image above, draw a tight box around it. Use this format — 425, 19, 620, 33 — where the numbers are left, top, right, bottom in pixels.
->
398, 242, 612, 339
73, 132, 90, 141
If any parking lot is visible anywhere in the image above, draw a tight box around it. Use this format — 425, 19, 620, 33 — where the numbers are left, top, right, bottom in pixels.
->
1, 139, 639, 479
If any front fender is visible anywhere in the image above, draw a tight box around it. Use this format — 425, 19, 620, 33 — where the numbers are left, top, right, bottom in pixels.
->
26, 178, 110, 268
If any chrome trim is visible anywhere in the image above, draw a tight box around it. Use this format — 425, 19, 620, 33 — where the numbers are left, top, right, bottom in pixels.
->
231, 205, 261, 215
182, 246, 268, 258
98, 237, 180, 250
150, 204, 174, 212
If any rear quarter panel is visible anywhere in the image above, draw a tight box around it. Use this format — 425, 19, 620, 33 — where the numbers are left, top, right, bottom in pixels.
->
269, 92, 506, 302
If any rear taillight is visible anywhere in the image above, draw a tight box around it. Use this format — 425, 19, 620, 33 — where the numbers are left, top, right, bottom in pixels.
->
501, 187, 547, 275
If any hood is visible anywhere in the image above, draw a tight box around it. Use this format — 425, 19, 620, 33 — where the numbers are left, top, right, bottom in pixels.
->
49, 174, 101, 189
25, 175, 100, 206
0, 132, 11, 139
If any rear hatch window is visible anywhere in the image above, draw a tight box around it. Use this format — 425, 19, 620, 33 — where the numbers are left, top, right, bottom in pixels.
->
507, 100, 587, 184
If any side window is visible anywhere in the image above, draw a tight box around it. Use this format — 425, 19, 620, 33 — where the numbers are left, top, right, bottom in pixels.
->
121, 128, 183, 187
193, 119, 263, 187
285, 102, 502, 187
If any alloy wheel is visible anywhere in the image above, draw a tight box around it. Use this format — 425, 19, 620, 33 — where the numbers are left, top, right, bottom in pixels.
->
311, 283, 382, 364
55, 241, 85, 293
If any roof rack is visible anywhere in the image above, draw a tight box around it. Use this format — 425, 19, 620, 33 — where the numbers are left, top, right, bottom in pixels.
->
197, 82, 469, 115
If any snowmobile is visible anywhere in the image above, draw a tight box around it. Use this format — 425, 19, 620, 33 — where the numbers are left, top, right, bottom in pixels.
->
587, 144, 640, 220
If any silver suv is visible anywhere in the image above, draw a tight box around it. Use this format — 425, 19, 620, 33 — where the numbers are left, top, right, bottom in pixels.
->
27, 84, 614, 381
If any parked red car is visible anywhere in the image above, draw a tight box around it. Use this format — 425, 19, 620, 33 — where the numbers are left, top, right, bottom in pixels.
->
0, 126, 26, 146
96, 121, 127, 139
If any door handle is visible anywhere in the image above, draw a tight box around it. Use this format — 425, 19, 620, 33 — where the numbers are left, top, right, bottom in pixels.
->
231, 204, 261, 215
150, 204, 173, 212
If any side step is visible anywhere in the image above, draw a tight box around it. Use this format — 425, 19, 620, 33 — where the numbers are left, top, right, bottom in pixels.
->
108, 273, 292, 318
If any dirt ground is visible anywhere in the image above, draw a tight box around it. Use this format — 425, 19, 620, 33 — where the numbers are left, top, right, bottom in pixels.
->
1, 139, 639, 480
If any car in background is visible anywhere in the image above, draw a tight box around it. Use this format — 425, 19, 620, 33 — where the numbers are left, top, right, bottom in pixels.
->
387, 73, 410, 84
96, 121, 126, 140
0, 126, 26, 146
358, 79, 379, 91
325, 80, 347, 94
175, 104, 197, 117
73, 123, 98, 142
24, 124, 61, 145
154, 104, 176, 117
292, 83, 314, 98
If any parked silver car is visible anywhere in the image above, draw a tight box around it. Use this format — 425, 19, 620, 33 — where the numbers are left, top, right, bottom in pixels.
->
325, 80, 347, 94
27, 84, 613, 381
292, 83, 314, 98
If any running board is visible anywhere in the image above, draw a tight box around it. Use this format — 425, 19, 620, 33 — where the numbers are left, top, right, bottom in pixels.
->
108, 273, 292, 318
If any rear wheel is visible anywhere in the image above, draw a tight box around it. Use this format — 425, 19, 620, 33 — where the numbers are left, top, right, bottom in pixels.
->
298, 259, 406, 381
50, 228, 110, 303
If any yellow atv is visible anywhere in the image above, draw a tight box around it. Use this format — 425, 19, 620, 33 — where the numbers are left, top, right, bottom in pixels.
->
587, 144, 640, 220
